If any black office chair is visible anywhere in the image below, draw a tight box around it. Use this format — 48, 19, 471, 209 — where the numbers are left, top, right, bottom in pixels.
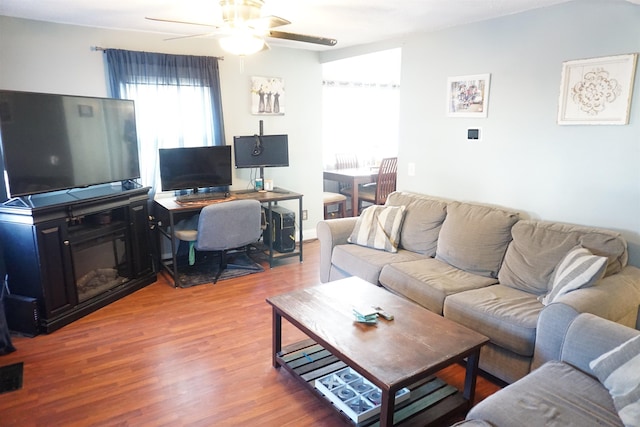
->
173, 199, 263, 283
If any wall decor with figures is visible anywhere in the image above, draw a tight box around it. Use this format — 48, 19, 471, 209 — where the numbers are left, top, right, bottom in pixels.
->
251, 76, 285, 115
446, 74, 491, 118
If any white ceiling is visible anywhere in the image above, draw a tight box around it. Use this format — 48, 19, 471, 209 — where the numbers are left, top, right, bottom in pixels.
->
0, 0, 635, 51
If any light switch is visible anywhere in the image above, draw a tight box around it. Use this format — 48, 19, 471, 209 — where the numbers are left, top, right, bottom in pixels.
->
408, 162, 416, 176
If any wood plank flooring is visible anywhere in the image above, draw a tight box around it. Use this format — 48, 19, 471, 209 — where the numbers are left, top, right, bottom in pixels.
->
0, 240, 501, 426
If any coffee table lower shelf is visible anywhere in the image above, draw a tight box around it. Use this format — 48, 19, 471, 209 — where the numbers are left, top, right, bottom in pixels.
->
276, 339, 469, 426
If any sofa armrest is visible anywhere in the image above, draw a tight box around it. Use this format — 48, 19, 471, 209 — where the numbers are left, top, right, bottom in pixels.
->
532, 266, 640, 371
532, 302, 640, 374
317, 218, 358, 283
531, 302, 580, 371
560, 312, 639, 376
555, 265, 640, 328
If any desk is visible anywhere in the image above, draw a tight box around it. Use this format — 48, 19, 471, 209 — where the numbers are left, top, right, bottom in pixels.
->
153, 188, 303, 287
323, 168, 377, 217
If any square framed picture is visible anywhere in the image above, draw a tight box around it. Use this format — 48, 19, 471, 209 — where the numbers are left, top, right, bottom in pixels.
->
251, 76, 285, 115
557, 53, 637, 125
447, 74, 491, 117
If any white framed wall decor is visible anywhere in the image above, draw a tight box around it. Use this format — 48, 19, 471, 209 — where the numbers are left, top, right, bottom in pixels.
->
251, 76, 285, 115
447, 74, 491, 118
557, 53, 638, 125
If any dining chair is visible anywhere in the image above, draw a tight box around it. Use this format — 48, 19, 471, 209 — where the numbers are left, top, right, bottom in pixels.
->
344, 157, 397, 214
335, 153, 359, 170
323, 191, 347, 219
324, 153, 358, 218
173, 199, 263, 283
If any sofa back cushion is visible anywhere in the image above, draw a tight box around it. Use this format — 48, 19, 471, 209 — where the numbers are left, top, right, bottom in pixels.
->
498, 220, 628, 294
435, 201, 519, 278
385, 191, 448, 256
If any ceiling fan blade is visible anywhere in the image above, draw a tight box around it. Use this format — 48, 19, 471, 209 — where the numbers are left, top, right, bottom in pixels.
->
163, 32, 216, 41
248, 15, 291, 29
146, 16, 219, 28
267, 30, 337, 46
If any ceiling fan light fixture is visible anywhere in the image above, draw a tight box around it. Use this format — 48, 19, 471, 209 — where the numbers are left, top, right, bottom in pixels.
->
219, 32, 265, 56
220, 0, 264, 24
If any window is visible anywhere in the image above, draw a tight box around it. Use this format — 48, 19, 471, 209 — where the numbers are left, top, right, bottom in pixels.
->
105, 49, 225, 193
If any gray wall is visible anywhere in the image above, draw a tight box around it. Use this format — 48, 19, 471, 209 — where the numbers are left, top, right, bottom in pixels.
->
322, 0, 640, 266
0, 16, 324, 236
1, 0, 640, 266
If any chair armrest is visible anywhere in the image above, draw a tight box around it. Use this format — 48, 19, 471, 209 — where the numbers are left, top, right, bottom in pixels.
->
316, 218, 358, 283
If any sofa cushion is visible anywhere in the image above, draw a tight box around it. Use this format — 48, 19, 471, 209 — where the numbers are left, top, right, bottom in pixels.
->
540, 246, 607, 305
331, 244, 427, 285
435, 201, 519, 278
466, 361, 622, 427
385, 191, 448, 256
444, 285, 542, 357
498, 220, 628, 295
590, 335, 640, 427
379, 258, 497, 315
348, 205, 406, 253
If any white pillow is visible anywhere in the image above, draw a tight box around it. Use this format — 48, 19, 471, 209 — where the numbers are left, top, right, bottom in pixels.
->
590, 335, 640, 427
348, 205, 405, 253
539, 246, 607, 305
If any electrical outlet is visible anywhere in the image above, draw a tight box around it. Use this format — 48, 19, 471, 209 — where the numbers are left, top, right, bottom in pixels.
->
302, 209, 308, 220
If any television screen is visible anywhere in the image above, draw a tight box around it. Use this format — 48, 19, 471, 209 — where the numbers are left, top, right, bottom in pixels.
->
0, 90, 141, 198
233, 134, 289, 169
158, 146, 232, 192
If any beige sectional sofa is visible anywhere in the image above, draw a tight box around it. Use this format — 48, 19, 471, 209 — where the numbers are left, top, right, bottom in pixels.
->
317, 191, 640, 384
458, 302, 640, 426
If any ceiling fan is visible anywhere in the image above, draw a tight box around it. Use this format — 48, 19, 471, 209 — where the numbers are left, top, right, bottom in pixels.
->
147, 0, 337, 56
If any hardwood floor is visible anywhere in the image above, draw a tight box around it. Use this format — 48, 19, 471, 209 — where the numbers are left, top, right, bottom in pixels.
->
0, 240, 501, 426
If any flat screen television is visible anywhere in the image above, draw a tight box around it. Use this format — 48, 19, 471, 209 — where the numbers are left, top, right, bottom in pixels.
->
233, 134, 289, 170
158, 145, 232, 192
0, 90, 141, 199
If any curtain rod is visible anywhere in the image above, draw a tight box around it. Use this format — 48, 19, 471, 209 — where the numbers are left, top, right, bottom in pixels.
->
91, 46, 224, 60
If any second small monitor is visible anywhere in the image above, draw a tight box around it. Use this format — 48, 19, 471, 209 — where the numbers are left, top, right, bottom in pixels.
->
233, 134, 289, 169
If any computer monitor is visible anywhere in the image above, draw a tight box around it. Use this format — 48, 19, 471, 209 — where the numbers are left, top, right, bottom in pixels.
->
233, 134, 289, 171
158, 146, 232, 192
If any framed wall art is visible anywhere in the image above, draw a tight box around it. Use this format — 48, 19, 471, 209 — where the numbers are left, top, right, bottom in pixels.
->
251, 76, 285, 115
447, 74, 491, 118
557, 53, 637, 125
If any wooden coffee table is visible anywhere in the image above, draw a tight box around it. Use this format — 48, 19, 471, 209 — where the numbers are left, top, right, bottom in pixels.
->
266, 276, 489, 426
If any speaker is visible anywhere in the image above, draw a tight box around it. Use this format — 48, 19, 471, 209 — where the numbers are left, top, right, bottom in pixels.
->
4, 294, 39, 337
263, 206, 295, 253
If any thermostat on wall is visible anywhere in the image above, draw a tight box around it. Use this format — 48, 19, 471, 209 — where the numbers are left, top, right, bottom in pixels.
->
467, 128, 481, 140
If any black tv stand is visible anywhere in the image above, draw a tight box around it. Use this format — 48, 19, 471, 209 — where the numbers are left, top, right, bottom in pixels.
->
0, 185, 156, 334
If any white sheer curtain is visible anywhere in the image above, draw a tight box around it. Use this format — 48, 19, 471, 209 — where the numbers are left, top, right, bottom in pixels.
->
120, 84, 215, 192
